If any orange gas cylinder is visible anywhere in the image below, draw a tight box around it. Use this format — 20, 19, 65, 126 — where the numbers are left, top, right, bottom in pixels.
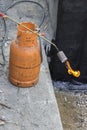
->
9, 22, 41, 87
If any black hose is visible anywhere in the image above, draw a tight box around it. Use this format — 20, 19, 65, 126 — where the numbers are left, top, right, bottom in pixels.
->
1, 0, 45, 65
2, 18, 7, 63
5, 0, 45, 27
0, 18, 7, 65
39, 37, 43, 63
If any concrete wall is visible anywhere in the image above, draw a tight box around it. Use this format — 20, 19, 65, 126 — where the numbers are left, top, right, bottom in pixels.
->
47, 0, 58, 37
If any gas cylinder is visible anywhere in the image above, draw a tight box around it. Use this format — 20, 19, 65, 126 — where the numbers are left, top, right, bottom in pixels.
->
9, 22, 41, 87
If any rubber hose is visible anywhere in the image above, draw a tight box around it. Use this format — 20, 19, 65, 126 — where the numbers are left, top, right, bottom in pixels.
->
5, 0, 45, 27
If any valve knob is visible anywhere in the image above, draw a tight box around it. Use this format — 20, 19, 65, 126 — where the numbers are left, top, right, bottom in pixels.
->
0, 13, 5, 17
41, 32, 45, 36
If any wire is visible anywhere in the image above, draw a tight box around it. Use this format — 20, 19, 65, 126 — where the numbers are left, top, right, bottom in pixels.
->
0, 18, 7, 65
39, 37, 43, 62
5, 0, 45, 27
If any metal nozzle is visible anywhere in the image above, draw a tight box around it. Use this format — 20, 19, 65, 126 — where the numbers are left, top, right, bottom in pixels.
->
57, 51, 80, 77
65, 61, 80, 78
57, 51, 68, 63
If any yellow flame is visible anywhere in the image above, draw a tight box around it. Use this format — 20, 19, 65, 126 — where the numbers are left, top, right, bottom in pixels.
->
65, 61, 80, 78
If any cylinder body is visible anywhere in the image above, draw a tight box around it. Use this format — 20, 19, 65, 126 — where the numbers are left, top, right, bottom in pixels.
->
9, 22, 41, 87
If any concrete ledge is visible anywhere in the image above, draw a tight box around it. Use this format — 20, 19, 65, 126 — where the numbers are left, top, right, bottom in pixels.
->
0, 46, 63, 130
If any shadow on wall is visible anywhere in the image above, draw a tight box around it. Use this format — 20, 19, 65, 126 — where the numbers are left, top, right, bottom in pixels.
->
49, 0, 87, 84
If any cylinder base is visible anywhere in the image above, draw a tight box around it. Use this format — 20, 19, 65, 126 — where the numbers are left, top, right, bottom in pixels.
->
9, 76, 39, 88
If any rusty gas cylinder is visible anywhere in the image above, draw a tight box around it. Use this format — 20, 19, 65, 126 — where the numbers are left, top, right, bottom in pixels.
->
9, 22, 41, 87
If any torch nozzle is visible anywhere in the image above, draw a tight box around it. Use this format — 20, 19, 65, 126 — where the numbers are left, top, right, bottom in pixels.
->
65, 60, 80, 78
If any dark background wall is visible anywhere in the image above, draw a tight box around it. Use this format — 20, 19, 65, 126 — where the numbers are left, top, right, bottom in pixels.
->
50, 0, 87, 83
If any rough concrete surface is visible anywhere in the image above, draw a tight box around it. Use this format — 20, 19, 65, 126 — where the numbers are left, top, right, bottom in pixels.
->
47, 0, 58, 37
55, 90, 87, 130
0, 0, 63, 130
0, 47, 63, 130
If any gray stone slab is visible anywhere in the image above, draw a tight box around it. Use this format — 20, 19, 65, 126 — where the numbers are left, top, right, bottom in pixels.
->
0, 46, 63, 130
